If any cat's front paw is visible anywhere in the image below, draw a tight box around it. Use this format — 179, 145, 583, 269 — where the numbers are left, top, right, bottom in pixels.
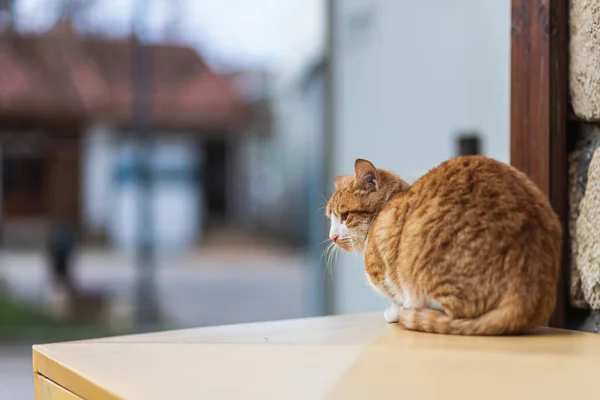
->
384, 304, 399, 323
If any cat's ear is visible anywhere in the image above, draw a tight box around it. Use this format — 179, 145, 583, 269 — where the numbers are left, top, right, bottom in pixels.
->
354, 159, 378, 191
334, 174, 353, 189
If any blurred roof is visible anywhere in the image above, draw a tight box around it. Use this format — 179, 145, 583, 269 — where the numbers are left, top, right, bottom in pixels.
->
0, 23, 255, 131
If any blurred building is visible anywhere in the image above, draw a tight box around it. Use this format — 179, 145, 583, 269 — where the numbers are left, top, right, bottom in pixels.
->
0, 22, 269, 251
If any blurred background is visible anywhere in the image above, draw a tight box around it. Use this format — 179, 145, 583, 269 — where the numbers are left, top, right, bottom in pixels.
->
0, 0, 510, 397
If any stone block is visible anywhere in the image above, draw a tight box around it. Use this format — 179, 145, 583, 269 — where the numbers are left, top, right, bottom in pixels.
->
570, 124, 600, 308
570, 0, 600, 121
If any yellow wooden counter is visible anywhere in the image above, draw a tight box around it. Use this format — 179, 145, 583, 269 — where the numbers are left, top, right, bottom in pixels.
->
33, 313, 600, 399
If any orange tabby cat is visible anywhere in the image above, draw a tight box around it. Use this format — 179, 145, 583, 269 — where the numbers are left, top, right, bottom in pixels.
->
326, 156, 562, 335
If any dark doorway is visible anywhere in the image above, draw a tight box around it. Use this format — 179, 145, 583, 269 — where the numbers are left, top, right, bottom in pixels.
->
203, 139, 228, 227
2, 155, 47, 218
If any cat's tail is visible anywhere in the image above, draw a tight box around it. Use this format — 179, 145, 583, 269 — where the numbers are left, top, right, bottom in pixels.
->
396, 298, 534, 336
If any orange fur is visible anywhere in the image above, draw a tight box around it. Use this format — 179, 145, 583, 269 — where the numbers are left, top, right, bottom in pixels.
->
326, 157, 562, 335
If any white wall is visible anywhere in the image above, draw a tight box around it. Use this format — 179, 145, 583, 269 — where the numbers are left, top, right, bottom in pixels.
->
82, 124, 115, 235
330, 0, 510, 314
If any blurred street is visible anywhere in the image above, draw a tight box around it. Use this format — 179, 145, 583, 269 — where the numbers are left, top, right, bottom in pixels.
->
2, 230, 306, 328
0, 229, 307, 399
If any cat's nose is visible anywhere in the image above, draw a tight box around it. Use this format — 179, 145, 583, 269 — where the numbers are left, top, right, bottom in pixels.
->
330, 234, 339, 243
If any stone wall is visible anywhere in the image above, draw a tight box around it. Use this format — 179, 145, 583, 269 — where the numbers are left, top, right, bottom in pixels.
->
569, 125, 600, 309
569, 0, 600, 317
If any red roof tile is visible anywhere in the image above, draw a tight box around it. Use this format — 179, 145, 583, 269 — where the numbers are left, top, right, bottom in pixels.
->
0, 24, 253, 130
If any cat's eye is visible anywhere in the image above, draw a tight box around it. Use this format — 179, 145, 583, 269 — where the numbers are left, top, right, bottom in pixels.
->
341, 212, 349, 222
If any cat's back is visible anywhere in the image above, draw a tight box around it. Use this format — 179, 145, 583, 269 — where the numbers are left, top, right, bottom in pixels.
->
412, 155, 546, 207
407, 155, 560, 236
413, 155, 522, 194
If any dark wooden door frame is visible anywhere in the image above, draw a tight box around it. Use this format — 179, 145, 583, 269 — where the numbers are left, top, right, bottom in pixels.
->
510, 0, 570, 327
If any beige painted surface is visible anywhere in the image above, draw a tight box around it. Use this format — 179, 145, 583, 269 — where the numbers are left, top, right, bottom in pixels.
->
36, 374, 83, 400
33, 313, 600, 399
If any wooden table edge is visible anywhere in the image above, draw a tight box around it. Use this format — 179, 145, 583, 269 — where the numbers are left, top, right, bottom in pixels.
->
33, 345, 123, 400
35, 374, 85, 400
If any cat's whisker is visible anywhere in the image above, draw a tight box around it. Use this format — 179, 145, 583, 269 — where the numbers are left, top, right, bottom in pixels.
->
323, 241, 334, 260
330, 245, 337, 266
320, 241, 334, 264
324, 246, 334, 281
329, 246, 338, 282
320, 244, 333, 280
324, 241, 334, 263
318, 191, 329, 205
